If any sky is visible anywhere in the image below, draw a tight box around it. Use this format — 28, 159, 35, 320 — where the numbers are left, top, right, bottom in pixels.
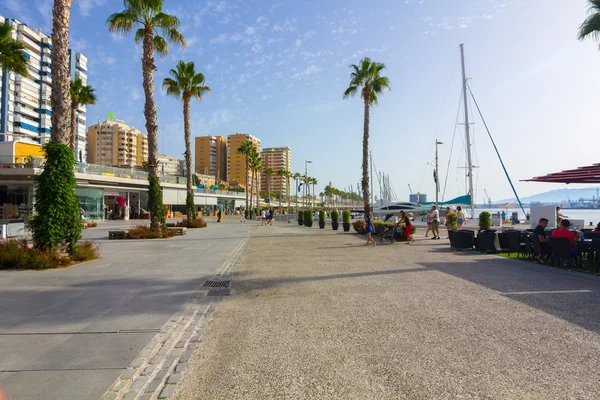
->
5, 0, 600, 203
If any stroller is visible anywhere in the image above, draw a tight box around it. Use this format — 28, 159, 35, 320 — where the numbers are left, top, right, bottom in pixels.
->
379, 214, 397, 244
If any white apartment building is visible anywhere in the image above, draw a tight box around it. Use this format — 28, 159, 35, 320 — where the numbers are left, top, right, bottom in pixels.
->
0, 15, 89, 161
158, 154, 183, 176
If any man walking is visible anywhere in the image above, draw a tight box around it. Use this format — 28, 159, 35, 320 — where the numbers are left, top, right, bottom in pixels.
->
430, 205, 440, 240
269, 207, 275, 225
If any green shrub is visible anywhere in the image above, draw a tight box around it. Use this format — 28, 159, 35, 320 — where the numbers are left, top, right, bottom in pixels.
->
127, 226, 177, 239
148, 175, 166, 230
342, 210, 351, 223
0, 239, 70, 270
298, 210, 304, 220
353, 220, 366, 233
319, 210, 325, 222
479, 211, 492, 231
331, 210, 339, 223
305, 210, 313, 221
72, 241, 100, 262
176, 218, 207, 228
28, 143, 81, 254
446, 212, 459, 230
373, 221, 396, 235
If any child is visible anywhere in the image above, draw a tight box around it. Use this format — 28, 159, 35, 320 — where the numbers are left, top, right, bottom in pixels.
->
365, 216, 376, 247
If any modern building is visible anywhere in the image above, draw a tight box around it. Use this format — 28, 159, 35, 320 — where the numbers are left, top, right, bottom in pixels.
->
86, 119, 148, 167
227, 133, 260, 190
157, 154, 182, 176
261, 146, 292, 196
0, 16, 89, 161
194, 136, 227, 181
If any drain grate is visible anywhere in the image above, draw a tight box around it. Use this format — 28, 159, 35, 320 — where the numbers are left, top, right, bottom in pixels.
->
203, 280, 230, 288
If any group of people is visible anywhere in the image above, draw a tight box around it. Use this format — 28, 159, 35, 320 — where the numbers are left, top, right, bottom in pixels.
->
261, 208, 275, 226
364, 210, 415, 247
424, 206, 441, 240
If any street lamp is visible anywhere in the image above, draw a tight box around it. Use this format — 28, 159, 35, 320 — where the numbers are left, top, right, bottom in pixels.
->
435, 140, 443, 209
305, 159, 312, 210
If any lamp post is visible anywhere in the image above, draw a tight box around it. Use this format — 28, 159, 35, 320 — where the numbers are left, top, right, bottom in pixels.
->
304, 159, 312, 210
435, 140, 443, 209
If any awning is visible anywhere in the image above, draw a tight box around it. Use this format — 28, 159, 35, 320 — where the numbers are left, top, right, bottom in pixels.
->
523, 164, 600, 184
421, 194, 471, 206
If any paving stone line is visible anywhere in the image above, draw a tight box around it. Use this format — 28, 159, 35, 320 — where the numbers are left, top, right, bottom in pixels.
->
101, 226, 254, 400
215, 227, 255, 277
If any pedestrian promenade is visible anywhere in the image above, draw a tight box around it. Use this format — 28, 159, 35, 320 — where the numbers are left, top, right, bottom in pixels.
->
0, 219, 254, 400
174, 222, 600, 399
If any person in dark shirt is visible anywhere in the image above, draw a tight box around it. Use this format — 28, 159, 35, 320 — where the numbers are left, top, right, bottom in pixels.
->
533, 218, 550, 256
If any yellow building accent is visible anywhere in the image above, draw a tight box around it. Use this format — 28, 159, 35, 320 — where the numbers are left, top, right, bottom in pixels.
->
14, 142, 44, 163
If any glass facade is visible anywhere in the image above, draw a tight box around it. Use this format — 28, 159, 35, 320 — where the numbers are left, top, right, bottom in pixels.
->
76, 188, 103, 220
0, 185, 32, 220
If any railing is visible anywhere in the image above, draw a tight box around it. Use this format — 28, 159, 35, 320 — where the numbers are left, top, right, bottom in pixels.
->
0, 156, 43, 168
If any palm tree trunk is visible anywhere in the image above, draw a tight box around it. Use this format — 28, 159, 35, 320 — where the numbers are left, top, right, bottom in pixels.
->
287, 176, 290, 214
249, 168, 254, 212
69, 103, 77, 152
245, 157, 249, 214
362, 90, 371, 220
256, 172, 259, 213
50, 0, 72, 145
183, 95, 193, 227
142, 28, 162, 230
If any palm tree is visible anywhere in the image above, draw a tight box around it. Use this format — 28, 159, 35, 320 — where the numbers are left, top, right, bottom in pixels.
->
264, 167, 274, 207
343, 57, 391, 219
236, 140, 255, 214
69, 78, 96, 155
162, 61, 211, 227
284, 170, 292, 213
310, 177, 318, 210
0, 20, 28, 76
51, 0, 74, 144
292, 172, 301, 212
276, 168, 286, 212
579, 1, 600, 46
249, 149, 262, 213
108, 0, 186, 229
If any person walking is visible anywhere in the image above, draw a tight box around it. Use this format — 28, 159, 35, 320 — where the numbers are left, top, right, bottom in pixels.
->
425, 208, 432, 237
365, 216, 376, 247
240, 208, 246, 223
430, 205, 440, 239
268, 207, 275, 225
457, 206, 467, 229
260, 209, 266, 226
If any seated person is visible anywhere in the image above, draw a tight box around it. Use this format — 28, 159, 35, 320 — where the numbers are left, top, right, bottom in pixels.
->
533, 218, 550, 255
551, 219, 578, 262
594, 222, 600, 234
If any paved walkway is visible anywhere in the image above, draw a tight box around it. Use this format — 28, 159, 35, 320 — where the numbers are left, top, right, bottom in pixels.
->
0, 219, 254, 400
174, 223, 600, 399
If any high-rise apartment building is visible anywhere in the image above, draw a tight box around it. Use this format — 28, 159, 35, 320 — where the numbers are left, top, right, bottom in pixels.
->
86, 119, 148, 167
157, 154, 182, 176
194, 136, 227, 181
0, 16, 89, 160
227, 133, 260, 190
261, 146, 292, 196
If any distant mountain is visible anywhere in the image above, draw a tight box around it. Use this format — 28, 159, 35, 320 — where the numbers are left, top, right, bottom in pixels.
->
496, 188, 600, 204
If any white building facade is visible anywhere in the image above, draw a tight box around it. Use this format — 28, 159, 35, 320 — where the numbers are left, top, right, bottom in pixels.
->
0, 15, 89, 161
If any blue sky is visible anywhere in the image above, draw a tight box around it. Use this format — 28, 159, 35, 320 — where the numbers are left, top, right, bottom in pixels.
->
7, 0, 600, 203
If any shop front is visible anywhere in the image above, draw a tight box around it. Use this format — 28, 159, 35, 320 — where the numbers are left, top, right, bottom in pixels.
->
103, 189, 148, 220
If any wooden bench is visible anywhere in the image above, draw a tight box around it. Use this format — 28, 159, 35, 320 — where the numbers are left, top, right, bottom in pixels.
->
166, 222, 177, 228
108, 230, 129, 239
167, 227, 187, 235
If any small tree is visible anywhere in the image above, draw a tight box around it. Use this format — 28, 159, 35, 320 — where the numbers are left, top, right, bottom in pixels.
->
446, 212, 459, 230
331, 210, 339, 223
342, 210, 351, 224
319, 210, 326, 223
478, 211, 492, 231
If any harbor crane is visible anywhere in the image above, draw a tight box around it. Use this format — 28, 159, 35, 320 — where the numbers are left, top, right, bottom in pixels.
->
408, 184, 413, 195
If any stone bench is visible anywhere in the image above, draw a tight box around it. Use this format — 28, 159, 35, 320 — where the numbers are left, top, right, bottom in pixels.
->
109, 230, 129, 239
167, 227, 187, 235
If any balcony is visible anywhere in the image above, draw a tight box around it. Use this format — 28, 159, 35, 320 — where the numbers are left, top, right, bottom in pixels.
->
13, 125, 38, 137
17, 33, 41, 53
14, 114, 39, 128
14, 104, 38, 119
41, 74, 52, 85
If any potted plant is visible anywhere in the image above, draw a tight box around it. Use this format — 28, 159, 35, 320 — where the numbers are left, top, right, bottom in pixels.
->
319, 210, 326, 229
305, 210, 313, 227
478, 211, 493, 232
342, 210, 351, 232
298, 210, 304, 226
446, 212, 458, 241
331, 210, 339, 230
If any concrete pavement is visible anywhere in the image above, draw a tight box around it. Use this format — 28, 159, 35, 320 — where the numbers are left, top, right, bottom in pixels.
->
0, 218, 254, 400
174, 222, 600, 399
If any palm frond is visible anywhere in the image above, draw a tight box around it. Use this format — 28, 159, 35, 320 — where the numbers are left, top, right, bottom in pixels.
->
343, 85, 358, 99
161, 77, 181, 98
134, 27, 145, 43
578, 12, 600, 43
107, 9, 139, 34
153, 35, 168, 56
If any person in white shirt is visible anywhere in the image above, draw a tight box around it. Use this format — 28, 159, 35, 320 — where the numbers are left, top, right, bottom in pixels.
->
430, 205, 440, 239
261, 209, 266, 226
457, 206, 467, 229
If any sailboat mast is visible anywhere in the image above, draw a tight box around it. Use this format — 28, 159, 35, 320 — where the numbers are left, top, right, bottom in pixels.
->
460, 43, 475, 217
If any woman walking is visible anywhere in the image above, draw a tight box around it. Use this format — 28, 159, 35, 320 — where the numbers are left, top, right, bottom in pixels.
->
425, 208, 432, 237
365, 216, 376, 247
457, 206, 467, 229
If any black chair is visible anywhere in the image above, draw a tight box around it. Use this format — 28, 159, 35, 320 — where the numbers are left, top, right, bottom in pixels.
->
498, 232, 509, 250
530, 234, 548, 264
504, 230, 521, 257
582, 229, 593, 240
476, 231, 500, 253
590, 239, 600, 274
519, 232, 533, 259
451, 230, 474, 250
549, 237, 580, 267
590, 232, 600, 240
